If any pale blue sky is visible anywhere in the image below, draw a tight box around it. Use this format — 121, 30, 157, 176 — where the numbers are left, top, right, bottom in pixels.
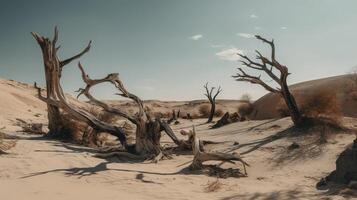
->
0, 0, 356, 100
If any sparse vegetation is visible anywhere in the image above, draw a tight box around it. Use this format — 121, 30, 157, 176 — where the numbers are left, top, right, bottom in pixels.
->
214, 109, 224, 117
204, 178, 223, 192
237, 103, 253, 120
240, 93, 252, 102
199, 104, 211, 117
300, 89, 342, 124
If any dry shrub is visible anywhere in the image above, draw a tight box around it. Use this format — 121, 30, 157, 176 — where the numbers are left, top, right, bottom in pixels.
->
237, 102, 254, 119
190, 112, 200, 119
276, 100, 290, 118
240, 93, 252, 102
215, 109, 224, 117
300, 89, 342, 124
349, 91, 357, 101
204, 178, 222, 192
199, 104, 211, 117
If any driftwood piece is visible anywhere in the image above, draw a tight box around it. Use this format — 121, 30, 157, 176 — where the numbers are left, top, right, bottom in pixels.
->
184, 126, 249, 176
212, 112, 240, 129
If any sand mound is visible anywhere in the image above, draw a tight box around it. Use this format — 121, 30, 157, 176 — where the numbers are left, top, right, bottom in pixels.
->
252, 75, 357, 120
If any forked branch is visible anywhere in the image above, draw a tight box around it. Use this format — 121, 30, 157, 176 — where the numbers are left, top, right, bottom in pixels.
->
233, 35, 303, 126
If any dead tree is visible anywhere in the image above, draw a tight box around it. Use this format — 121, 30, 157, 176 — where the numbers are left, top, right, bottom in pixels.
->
31, 28, 91, 137
181, 126, 249, 176
32, 27, 189, 161
233, 35, 303, 126
204, 83, 222, 123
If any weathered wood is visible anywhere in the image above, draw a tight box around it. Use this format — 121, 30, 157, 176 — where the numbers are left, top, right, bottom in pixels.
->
212, 112, 240, 129
32, 27, 184, 160
204, 83, 222, 123
185, 126, 249, 175
233, 35, 303, 126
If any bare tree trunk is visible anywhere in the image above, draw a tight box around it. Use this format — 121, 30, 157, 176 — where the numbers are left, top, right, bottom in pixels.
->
204, 83, 222, 123
281, 82, 303, 126
208, 100, 216, 123
134, 119, 161, 156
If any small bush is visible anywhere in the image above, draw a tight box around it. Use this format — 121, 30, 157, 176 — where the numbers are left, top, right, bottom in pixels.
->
199, 104, 211, 117
215, 109, 224, 117
300, 89, 342, 123
240, 93, 252, 103
237, 102, 254, 119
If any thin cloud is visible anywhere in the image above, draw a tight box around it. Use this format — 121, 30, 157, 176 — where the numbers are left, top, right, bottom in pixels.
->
237, 33, 254, 38
254, 26, 261, 30
210, 44, 225, 48
250, 14, 258, 18
189, 34, 203, 40
281, 27, 287, 30
216, 48, 244, 61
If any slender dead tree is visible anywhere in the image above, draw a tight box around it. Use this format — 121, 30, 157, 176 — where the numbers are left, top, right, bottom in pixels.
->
233, 35, 303, 126
204, 83, 222, 123
32, 27, 189, 161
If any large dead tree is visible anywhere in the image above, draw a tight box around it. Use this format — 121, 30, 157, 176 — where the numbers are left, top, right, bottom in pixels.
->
204, 83, 222, 123
32, 27, 188, 161
233, 35, 303, 126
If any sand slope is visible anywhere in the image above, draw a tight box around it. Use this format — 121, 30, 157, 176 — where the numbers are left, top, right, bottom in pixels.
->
1, 117, 356, 200
252, 75, 357, 120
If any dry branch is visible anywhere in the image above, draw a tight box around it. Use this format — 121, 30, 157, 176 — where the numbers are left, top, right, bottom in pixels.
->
183, 126, 249, 176
233, 35, 303, 126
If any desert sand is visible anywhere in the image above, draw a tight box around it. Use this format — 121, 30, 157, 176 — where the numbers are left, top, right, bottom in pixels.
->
253, 75, 357, 120
0, 78, 356, 200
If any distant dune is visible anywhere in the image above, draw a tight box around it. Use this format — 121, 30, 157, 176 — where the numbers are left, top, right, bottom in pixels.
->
0, 78, 242, 125
2, 74, 356, 124
252, 74, 357, 120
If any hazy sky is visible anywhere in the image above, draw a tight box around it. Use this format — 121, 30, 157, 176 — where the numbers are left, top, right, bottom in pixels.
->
0, 0, 356, 100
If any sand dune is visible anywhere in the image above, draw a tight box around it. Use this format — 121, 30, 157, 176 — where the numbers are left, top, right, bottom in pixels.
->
252, 75, 357, 120
0, 77, 356, 200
